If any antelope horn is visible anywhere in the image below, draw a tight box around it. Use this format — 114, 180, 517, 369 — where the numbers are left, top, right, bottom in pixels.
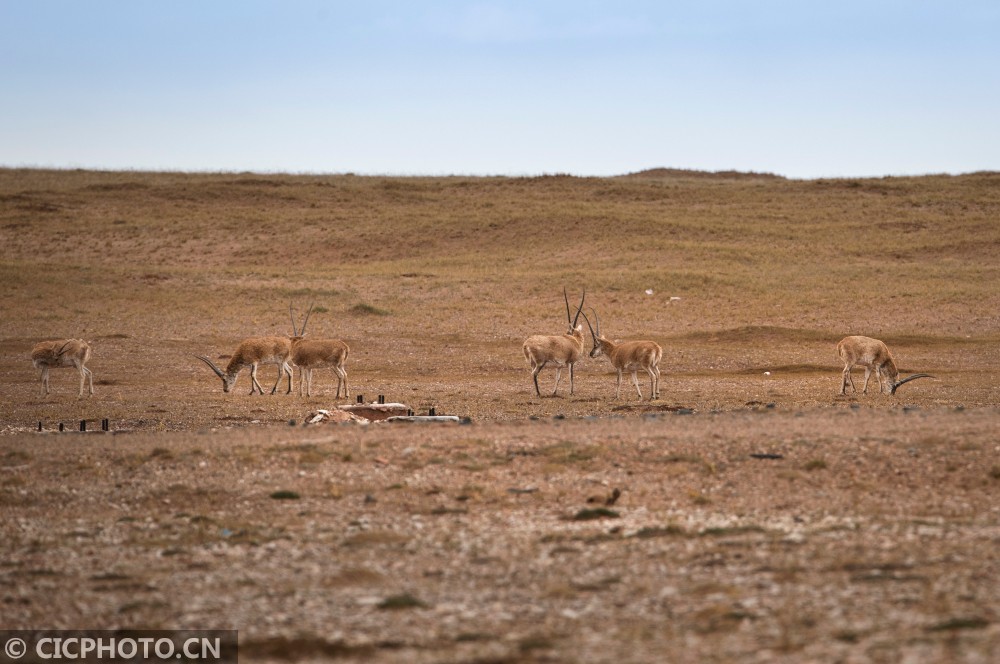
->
580, 310, 597, 343
572, 288, 586, 328
300, 302, 315, 336
289, 302, 299, 336
890, 373, 935, 394
590, 306, 601, 337
195, 355, 225, 379
564, 288, 572, 326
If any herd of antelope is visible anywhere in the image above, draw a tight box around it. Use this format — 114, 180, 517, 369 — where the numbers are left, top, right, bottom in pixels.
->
194, 304, 350, 398
29, 292, 934, 400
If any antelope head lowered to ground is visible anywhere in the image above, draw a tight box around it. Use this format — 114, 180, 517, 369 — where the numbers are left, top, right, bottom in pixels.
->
583, 309, 663, 400
522, 289, 587, 397
288, 303, 350, 398
836, 335, 934, 396
196, 336, 293, 394
31, 339, 94, 397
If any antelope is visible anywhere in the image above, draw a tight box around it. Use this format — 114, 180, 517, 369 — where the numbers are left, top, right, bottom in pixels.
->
292, 339, 350, 397
196, 337, 293, 394
836, 335, 934, 395
522, 289, 587, 397
287, 303, 350, 398
583, 309, 663, 400
31, 339, 94, 397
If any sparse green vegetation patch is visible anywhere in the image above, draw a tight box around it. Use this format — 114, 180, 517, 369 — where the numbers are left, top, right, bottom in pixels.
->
926, 617, 990, 632
571, 507, 620, 521
377, 593, 428, 610
634, 525, 687, 539
349, 303, 390, 316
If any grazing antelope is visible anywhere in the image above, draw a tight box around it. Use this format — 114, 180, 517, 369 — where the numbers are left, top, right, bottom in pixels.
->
583, 309, 662, 400
522, 289, 587, 396
196, 337, 293, 394
31, 339, 94, 397
836, 335, 934, 395
287, 302, 350, 398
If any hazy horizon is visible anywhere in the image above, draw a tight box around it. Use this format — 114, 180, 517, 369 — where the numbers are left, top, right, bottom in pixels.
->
3, 1, 998, 179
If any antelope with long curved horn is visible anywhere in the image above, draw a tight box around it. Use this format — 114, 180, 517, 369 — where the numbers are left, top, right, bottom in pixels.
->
31, 339, 94, 397
522, 288, 587, 397
288, 302, 351, 398
196, 336, 293, 395
583, 309, 662, 400
836, 335, 934, 396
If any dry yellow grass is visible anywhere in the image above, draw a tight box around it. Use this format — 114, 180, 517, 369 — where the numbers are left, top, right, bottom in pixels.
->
2, 167, 998, 429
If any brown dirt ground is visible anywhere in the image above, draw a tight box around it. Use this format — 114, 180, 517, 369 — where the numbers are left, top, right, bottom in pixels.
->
2, 412, 999, 662
1, 169, 999, 662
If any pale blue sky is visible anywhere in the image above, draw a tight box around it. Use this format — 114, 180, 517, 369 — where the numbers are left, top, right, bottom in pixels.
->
2, 1, 998, 178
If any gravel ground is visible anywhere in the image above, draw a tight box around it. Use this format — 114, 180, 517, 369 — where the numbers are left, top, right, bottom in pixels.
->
2, 407, 998, 663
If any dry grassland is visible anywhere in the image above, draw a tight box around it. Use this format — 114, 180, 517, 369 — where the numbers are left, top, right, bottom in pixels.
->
1, 168, 999, 662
